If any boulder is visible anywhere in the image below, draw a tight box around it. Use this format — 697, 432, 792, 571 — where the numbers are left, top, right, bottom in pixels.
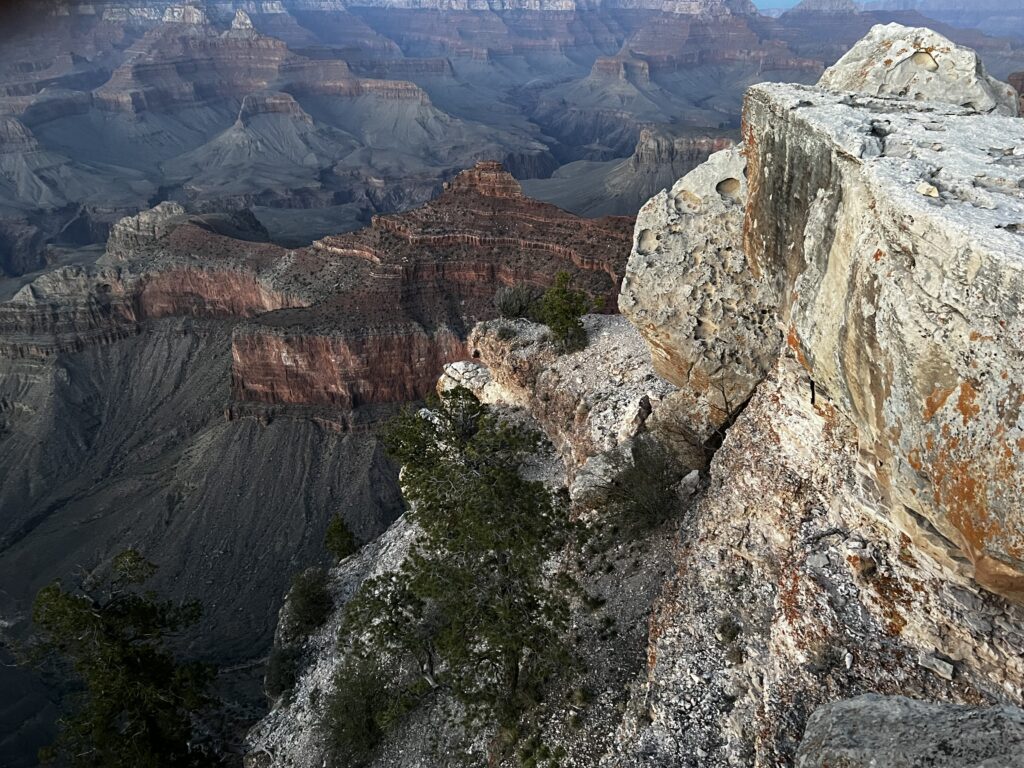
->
818, 23, 1019, 116
742, 81, 1024, 601
618, 146, 779, 443
796, 694, 1024, 767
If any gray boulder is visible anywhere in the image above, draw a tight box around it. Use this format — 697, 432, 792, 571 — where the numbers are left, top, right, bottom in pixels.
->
797, 694, 1024, 767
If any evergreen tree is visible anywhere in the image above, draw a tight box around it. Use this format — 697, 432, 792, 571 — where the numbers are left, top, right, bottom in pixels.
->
31, 549, 219, 768
325, 515, 359, 561
336, 388, 571, 743
538, 271, 594, 352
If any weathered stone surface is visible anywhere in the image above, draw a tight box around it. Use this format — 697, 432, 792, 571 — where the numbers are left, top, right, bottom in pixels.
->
467, 315, 677, 473
608, 355, 1024, 767
796, 694, 1024, 767
619, 146, 780, 443
743, 82, 1024, 602
818, 24, 1019, 116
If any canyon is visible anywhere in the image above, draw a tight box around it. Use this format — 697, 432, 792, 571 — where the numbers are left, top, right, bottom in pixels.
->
0, 162, 628, 764
2, 0, 1023, 280
1, 1, 1024, 766
246, 22, 1024, 768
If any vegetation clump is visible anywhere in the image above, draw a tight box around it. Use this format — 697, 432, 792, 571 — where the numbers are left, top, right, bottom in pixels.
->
595, 435, 687, 537
495, 273, 602, 353
325, 515, 359, 561
326, 388, 572, 761
265, 645, 302, 700
288, 567, 332, 637
31, 549, 220, 767
494, 284, 543, 321
538, 271, 598, 353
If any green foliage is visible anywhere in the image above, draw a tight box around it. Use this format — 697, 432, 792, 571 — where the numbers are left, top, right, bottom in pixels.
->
322, 656, 387, 766
265, 646, 301, 700
494, 284, 542, 321
537, 272, 594, 353
288, 568, 332, 637
331, 388, 572, 760
322, 656, 426, 767
325, 515, 359, 561
31, 549, 219, 768
596, 435, 686, 535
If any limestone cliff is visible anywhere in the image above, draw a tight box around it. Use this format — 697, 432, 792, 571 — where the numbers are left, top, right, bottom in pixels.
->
613, 21, 1024, 765
245, 23, 1024, 768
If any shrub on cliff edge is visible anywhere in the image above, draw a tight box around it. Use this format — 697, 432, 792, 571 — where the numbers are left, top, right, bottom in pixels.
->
325, 515, 359, 561
494, 284, 542, 320
538, 271, 596, 353
329, 388, 572, 761
287, 567, 332, 637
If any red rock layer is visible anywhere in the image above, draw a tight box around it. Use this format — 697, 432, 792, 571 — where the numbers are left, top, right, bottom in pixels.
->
3, 163, 634, 416
231, 326, 467, 408
229, 163, 632, 409
1011, 72, 1024, 113
135, 268, 304, 320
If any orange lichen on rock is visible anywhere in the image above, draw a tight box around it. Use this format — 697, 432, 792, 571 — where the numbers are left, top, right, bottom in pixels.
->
957, 381, 981, 424
923, 385, 956, 421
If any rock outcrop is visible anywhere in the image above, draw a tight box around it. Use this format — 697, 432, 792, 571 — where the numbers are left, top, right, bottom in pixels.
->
458, 315, 677, 473
818, 24, 1019, 116
742, 80, 1024, 601
796, 694, 1024, 767
609, 23, 1024, 766
622, 23, 1024, 602
620, 146, 777, 444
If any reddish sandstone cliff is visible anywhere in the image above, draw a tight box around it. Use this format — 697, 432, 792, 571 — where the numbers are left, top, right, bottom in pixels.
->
228, 163, 632, 410
2, 163, 633, 418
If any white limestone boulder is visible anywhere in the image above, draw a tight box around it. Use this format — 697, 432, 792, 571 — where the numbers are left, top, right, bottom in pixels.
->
818, 23, 1019, 116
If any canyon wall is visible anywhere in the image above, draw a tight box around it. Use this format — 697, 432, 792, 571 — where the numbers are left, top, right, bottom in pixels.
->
246, 24, 1024, 768
0, 162, 628, 766
611, 22, 1024, 764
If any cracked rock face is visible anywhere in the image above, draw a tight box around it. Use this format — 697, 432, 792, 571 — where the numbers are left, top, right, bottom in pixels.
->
818, 23, 1020, 117
743, 81, 1024, 602
618, 147, 781, 443
464, 315, 677, 473
796, 694, 1024, 767
623, 43, 1024, 602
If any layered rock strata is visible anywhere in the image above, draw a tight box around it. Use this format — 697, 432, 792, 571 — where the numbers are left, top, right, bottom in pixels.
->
2, 162, 631, 415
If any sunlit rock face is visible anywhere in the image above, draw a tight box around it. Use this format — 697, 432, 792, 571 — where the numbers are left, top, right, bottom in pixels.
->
620, 24, 1024, 602
742, 81, 1024, 601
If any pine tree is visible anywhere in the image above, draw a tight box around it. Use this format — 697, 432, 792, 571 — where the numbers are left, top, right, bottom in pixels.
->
31, 549, 219, 768
333, 388, 571, 753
